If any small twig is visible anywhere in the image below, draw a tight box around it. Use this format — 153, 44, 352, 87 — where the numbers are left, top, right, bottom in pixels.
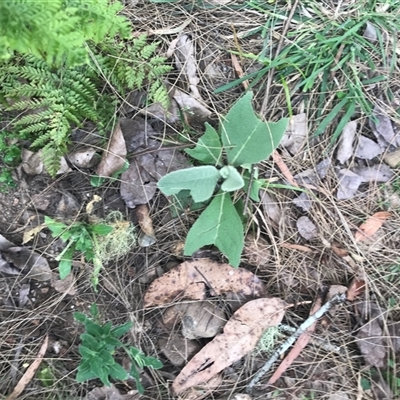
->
279, 324, 343, 355
247, 293, 347, 392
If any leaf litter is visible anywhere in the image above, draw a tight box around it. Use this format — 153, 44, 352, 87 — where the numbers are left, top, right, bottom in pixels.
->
172, 297, 286, 394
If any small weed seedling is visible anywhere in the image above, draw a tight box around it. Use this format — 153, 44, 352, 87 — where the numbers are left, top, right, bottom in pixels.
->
74, 304, 163, 394
158, 92, 288, 266
45, 216, 113, 288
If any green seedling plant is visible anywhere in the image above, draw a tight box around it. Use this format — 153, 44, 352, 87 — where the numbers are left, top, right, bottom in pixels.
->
158, 92, 288, 266
45, 216, 113, 289
74, 304, 163, 394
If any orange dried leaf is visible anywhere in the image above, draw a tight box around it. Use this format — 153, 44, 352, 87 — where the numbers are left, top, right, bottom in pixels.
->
143, 259, 265, 308
355, 211, 391, 242
172, 298, 286, 394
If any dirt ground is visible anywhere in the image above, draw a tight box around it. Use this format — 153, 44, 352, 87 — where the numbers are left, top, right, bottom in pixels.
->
1, 1, 400, 399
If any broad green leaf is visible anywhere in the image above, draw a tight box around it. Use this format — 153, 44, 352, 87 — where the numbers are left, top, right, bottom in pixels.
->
79, 345, 96, 359
44, 216, 67, 236
220, 166, 244, 192
143, 355, 163, 369
91, 358, 110, 386
73, 312, 87, 323
184, 192, 244, 267
158, 166, 220, 202
221, 92, 288, 166
58, 245, 75, 279
76, 364, 97, 382
38, 367, 55, 387
80, 333, 100, 350
243, 169, 266, 201
130, 364, 145, 394
111, 321, 133, 338
185, 123, 223, 165
91, 224, 113, 235
109, 362, 128, 381
90, 303, 98, 318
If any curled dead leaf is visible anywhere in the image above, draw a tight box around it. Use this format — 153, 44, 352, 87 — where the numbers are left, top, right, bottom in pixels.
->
143, 259, 266, 308
172, 297, 286, 394
96, 122, 127, 177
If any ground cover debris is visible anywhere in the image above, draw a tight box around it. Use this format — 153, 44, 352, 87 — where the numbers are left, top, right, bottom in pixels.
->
1, 1, 400, 399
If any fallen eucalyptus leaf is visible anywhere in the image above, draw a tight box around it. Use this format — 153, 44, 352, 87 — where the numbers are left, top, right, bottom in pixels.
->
296, 216, 318, 240
172, 297, 286, 394
336, 121, 357, 164
355, 136, 383, 159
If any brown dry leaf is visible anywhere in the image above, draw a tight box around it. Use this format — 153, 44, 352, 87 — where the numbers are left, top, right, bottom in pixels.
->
369, 105, 400, 148
383, 149, 400, 167
336, 169, 363, 200
346, 278, 366, 301
296, 216, 318, 240
280, 113, 307, 155
51, 272, 77, 296
6, 335, 48, 400
272, 151, 299, 187
261, 191, 282, 225
357, 301, 386, 368
68, 147, 99, 169
352, 164, 394, 183
143, 259, 265, 307
84, 384, 140, 400
2, 247, 52, 281
280, 243, 313, 252
173, 34, 201, 99
159, 333, 201, 367
136, 204, 156, 247
355, 136, 383, 159
173, 88, 212, 123
336, 121, 357, 164
243, 234, 271, 267
182, 374, 223, 400
172, 297, 286, 394
355, 211, 391, 242
22, 223, 45, 244
96, 122, 127, 177
120, 117, 189, 208
177, 301, 226, 339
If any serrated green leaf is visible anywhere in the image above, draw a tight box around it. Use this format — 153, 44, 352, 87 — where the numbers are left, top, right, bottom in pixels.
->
90, 224, 113, 235
185, 123, 222, 165
220, 166, 244, 191
221, 92, 288, 166
157, 166, 220, 202
184, 192, 244, 267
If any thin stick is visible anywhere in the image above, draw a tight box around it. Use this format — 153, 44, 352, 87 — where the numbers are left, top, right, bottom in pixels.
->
6, 335, 49, 400
246, 293, 347, 392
